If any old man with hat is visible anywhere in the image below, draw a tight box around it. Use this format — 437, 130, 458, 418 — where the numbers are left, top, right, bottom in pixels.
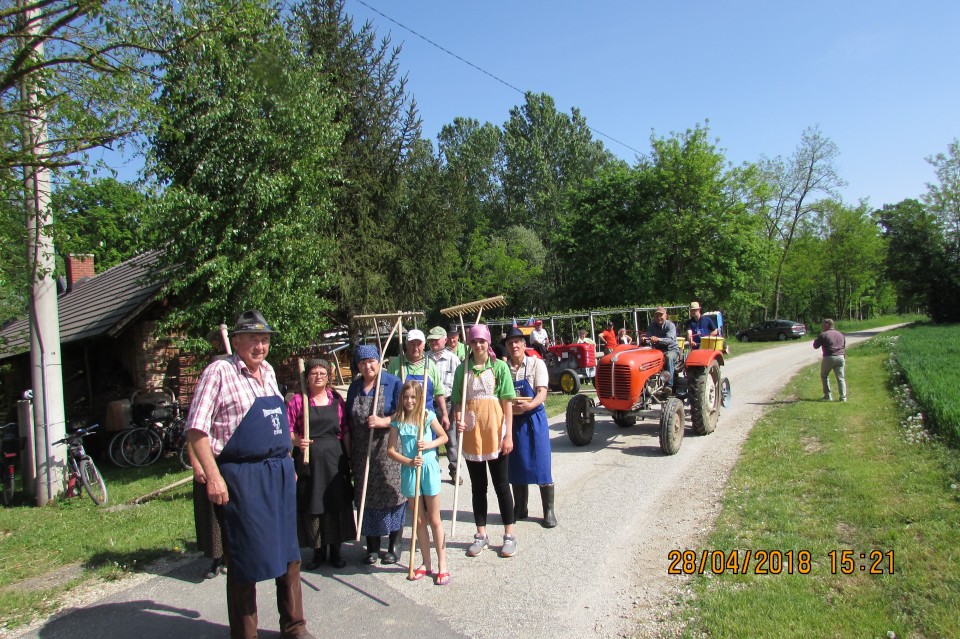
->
186, 310, 313, 639
386, 328, 449, 428
643, 306, 681, 394
503, 326, 557, 528
446, 324, 467, 361
685, 301, 718, 348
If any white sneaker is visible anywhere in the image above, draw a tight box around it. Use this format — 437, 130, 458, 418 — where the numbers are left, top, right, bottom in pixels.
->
467, 534, 488, 557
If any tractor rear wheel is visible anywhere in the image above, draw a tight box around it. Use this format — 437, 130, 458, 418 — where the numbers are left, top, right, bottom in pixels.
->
559, 370, 581, 395
690, 361, 721, 435
659, 397, 685, 455
565, 394, 595, 446
613, 411, 636, 428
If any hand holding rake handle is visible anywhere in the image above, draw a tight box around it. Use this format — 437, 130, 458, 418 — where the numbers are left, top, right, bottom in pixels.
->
441, 295, 506, 538
297, 358, 310, 464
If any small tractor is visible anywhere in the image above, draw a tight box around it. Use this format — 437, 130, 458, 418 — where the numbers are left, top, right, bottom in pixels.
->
565, 334, 730, 455
506, 325, 597, 395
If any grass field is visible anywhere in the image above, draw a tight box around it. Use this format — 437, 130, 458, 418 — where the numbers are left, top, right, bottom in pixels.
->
670, 327, 960, 639
892, 323, 960, 444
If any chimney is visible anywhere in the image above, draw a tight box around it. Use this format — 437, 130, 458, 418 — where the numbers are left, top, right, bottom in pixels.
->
65, 254, 95, 291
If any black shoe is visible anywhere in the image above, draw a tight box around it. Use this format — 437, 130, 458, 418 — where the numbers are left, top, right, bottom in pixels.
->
381, 551, 398, 565
329, 545, 346, 569
204, 558, 222, 580
540, 484, 558, 529
362, 552, 378, 565
305, 547, 325, 570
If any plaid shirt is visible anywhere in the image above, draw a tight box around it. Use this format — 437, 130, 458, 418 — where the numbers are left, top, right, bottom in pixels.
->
185, 354, 283, 456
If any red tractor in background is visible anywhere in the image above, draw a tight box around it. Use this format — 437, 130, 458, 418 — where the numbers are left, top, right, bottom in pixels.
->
565, 333, 730, 455
508, 325, 597, 394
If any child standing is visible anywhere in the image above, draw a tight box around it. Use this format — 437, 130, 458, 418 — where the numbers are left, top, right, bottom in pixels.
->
387, 380, 451, 585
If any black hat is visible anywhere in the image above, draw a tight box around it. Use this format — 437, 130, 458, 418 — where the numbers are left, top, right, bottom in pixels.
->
447, 324, 460, 335
232, 309, 276, 335
503, 326, 527, 343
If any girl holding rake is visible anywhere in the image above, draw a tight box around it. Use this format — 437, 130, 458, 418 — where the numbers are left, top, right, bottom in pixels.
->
387, 380, 450, 585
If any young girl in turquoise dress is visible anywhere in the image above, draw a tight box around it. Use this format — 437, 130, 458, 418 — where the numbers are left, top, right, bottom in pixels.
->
387, 380, 450, 585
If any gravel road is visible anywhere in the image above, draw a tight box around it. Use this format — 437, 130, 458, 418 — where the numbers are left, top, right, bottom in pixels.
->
9, 326, 900, 639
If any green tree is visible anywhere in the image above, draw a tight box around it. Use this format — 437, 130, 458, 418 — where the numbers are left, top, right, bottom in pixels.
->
924, 138, 960, 248
757, 126, 845, 318
50, 177, 148, 272
501, 92, 616, 305
293, 0, 426, 318
147, 0, 344, 350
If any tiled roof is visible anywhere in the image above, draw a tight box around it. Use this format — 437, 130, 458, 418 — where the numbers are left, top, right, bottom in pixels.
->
0, 250, 165, 360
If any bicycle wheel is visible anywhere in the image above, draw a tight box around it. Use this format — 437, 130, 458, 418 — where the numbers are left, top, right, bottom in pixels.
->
178, 442, 192, 470
108, 429, 133, 467
1, 461, 14, 506
78, 455, 108, 505
120, 427, 162, 467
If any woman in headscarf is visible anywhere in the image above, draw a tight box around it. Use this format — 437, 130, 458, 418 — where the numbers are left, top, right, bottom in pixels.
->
451, 324, 518, 558
288, 358, 355, 570
345, 344, 405, 565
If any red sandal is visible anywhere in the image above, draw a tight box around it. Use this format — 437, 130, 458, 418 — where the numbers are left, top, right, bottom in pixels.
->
434, 571, 451, 586
408, 565, 432, 581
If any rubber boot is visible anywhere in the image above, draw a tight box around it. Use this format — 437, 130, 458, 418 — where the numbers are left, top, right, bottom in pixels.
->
363, 536, 380, 565
382, 529, 401, 564
512, 484, 529, 520
540, 484, 557, 528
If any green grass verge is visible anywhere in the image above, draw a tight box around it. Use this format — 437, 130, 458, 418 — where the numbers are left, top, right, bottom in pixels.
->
893, 323, 960, 444
673, 330, 960, 639
0, 456, 195, 630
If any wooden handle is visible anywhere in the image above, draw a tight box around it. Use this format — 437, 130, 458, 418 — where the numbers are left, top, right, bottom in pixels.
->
219, 324, 232, 355
297, 358, 310, 464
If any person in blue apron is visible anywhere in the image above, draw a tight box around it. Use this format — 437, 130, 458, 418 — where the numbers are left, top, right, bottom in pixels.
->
503, 326, 558, 528
386, 328, 449, 425
185, 310, 313, 639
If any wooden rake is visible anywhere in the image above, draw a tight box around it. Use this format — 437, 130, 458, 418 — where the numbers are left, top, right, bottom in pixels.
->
352, 311, 424, 542
440, 295, 507, 538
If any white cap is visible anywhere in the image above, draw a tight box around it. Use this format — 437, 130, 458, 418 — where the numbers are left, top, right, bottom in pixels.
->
406, 329, 425, 343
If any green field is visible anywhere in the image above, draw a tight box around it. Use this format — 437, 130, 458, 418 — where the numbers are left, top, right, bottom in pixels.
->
671, 326, 960, 638
893, 323, 960, 444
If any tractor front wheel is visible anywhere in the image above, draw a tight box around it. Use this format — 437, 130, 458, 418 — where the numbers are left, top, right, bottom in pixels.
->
559, 370, 581, 395
613, 411, 636, 428
566, 394, 595, 447
690, 361, 721, 435
659, 397, 685, 455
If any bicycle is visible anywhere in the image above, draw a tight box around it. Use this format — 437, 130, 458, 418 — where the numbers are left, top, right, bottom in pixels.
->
52, 424, 108, 506
1, 422, 19, 506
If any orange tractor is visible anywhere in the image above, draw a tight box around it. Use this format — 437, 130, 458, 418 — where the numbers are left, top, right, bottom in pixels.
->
565, 334, 730, 455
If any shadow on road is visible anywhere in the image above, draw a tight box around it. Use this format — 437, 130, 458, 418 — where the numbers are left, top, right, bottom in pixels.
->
36, 600, 228, 639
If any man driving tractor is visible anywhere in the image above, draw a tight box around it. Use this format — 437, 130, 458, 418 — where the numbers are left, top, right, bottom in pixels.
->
643, 307, 680, 394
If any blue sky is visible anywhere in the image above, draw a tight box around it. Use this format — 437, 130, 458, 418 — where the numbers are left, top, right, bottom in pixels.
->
340, 0, 959, 208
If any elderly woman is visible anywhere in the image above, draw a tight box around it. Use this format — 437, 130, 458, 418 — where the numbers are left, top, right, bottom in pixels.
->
287, 358, 355, 570
452, 324, 517, 558
345, 345, 405, 565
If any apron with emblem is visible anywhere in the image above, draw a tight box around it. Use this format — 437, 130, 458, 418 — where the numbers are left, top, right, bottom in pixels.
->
217, 394, 300, 583
507, 360, 553, 485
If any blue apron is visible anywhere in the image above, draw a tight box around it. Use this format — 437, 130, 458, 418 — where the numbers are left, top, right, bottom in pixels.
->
399, 360, 436, 413
507, 361, 553, 485
217, 394, 300, 583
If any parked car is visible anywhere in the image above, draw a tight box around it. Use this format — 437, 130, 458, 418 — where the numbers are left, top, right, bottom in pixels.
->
736, 319, 807, 342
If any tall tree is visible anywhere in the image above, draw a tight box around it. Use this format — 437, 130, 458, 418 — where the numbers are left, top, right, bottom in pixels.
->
147, 0, 344, 350
293, 0, 424, 318
758, 126, 844, 317
501, 92, 615, 306
923, 138, 960, 249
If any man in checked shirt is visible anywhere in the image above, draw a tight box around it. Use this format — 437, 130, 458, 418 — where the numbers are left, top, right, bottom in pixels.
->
186, 310, 313, 639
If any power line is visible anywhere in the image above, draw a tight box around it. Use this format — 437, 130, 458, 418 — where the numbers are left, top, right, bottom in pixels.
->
349, 0, 643, 156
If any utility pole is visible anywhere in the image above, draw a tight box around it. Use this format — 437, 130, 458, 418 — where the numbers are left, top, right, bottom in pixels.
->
20, 0, 66, 504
